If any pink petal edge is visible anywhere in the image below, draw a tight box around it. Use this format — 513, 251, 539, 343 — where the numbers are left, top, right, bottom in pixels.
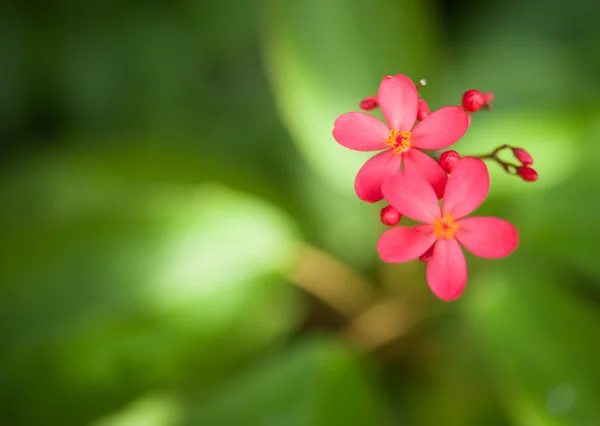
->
455, 216, 519, 259
377, 225, 436, 263
410, 106, 469, 150
442, 157, 490, 219
333, 112, 390, 151
426, 238, 467, 301
403, 148, 448, 199
378, 75, 418, 132
381, 170, 441, 224
354, 150, 402, 203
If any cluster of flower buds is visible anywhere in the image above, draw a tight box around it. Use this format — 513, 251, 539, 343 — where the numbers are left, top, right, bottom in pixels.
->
334, 74, 536, 301
473, 144, 538, 182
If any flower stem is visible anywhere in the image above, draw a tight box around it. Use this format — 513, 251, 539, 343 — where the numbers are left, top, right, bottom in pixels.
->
287, 243, 419, 352
474, 144, 520, 174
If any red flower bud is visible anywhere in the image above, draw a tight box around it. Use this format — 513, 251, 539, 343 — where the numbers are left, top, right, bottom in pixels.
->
517, 166, 538, 182
419, 245, 435, 263
483, 92, 494, 104
439, 150, 461, 174
512, 148, 534, 165
462, 90, 485, 113
360, 96, 379, 111
417, 99, 430, 121
380, 205, 401, 226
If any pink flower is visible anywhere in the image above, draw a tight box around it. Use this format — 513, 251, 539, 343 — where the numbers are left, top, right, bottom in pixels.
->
377, 157, 519, 301
333, 74, 469, 202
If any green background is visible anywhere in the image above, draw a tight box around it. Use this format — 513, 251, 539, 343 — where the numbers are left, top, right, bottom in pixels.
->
1, 0, 599, 425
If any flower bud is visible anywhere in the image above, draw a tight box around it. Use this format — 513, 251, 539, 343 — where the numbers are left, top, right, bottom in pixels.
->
483, 92, 494, 105
417, 99, 430, 121
360, 96, 379, 111
512, 148, 534, 165
439, 150, 461, 174
380, 205, 401, 226
419, 246, 434, 263
517, 166, 538, 182
462, 90, 485, 113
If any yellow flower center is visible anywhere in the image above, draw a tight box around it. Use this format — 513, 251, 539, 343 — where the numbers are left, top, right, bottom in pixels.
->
433, 214, 459, 239
386, 130, 411, 154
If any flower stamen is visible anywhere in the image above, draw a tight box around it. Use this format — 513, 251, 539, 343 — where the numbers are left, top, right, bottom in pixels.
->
433, 214, 459, 239
386, 130, 412, 154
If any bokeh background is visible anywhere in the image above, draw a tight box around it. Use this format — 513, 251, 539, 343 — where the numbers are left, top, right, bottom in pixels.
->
2, 0, 600, 425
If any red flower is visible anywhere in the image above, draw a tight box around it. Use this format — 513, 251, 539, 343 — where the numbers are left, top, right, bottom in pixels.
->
377, 157, 519, 301
333, 75, 469, 202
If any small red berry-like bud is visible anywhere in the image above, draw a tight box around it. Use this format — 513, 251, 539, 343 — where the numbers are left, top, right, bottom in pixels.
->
417, 99, 430, 121
439, 150, 461, 174
380, 205, 401, 226
483, 92, 494, 104
462, 90, 485, 113
360, 96, 379, 111
512, 148, 534, 165
419, 245, 434, 263
517, 166, 539, 182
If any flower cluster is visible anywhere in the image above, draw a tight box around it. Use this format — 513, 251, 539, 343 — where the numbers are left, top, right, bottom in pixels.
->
332, 74, 536, 301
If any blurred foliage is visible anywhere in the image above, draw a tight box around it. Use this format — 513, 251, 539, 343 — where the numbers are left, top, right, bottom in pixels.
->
1, 0, 600, 425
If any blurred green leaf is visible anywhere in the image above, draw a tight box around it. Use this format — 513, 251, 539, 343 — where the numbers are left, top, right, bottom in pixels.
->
464, 264, 600, 426
443, 33, 582, 111
0, 154, 303, 424
445, 0, 600, 102
401, 317, 510, 426
515, 116, 600, 286
183, 336, 385, 426
91, 392, 182, 426
454, 111, 579, 199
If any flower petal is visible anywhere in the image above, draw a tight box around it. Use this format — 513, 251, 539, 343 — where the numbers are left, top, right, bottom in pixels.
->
377, 225, 436, 263
403, 148, 448, 199
426, 238, 467, 301
410, 106, 469, 150
442, 157, 490, 219
378, 75, 418, 132
381, 169, 441, 224
354, 150, 401, 203
333, 112, 390, 151
455, 217, 519, 259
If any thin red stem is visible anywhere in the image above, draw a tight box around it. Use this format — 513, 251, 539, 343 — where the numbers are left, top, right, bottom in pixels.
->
473, 144, 520, 174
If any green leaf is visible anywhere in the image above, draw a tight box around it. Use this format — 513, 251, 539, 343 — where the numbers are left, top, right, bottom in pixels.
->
183, 336, 385, 426
0, 155, 303, 425
453, 111, 579, 199
513, 118, 600, 284
463, 264, 600, 426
